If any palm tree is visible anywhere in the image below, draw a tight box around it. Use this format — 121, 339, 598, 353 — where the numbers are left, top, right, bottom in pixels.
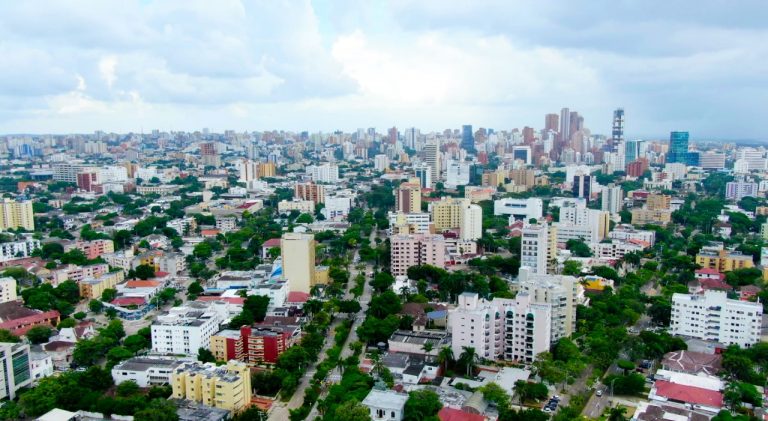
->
370, 351, 384, 377
514, 380, 528, 405
608, 406, 628, 421
459, 346, 478, 378
399, 285, 411, 301
437, 347, 454, 374
422, 342, 434, 362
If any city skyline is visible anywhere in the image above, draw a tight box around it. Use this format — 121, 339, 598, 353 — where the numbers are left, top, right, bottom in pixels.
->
0, 1, 766, 140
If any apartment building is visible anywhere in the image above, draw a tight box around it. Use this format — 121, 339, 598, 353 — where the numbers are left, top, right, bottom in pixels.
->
515, 268, 582, 342
670, 290, 762, 348
63, 239, 114, 260
79, 271, 125, 299
0, 237, 40, 262
449, 292, 551, 364
49, 263, 109, 286
171, 360, 252, 414
591, 240, 646, 260
305, 163, 339, 183
278, 199, 315, 215
0, 342, 32, 400
631, 209, 672, 226
0, 277, 16, 303
135, 184, 180, 196
281, 233, 316, 293
520, 223, 557, 275
294, 182, 326, 204
111, 357, 185, 387
608, 225, 656, 246
601, 183, 624, 215
0, 199, 34, 231
493, 198, 544, 221
210, 324, 301, 364
695, 249, 754, 273
390, 234, 446, 276
395, 180, 422, 214
151, 303, 227, 356
388, 212, 432, 235
429, 197, 482, 240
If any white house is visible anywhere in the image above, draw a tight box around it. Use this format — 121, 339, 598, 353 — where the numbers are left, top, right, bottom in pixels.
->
362, 388, 409, 421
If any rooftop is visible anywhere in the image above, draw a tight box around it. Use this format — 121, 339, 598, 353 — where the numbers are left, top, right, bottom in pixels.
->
113, 357, 184, 372
653, 380, 723, 408
362, 389, 408, 410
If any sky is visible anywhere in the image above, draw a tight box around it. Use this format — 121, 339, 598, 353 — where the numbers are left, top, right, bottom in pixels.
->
0, 0, 766, 140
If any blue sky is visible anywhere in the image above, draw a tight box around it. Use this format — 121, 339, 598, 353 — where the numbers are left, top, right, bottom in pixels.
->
0, 0, 766, 140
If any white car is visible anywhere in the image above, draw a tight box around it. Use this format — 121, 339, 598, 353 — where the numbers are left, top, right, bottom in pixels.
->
596, 390, 603, 397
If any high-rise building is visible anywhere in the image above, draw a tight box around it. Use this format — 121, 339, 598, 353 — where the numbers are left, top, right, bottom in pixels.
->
667, 131, 690, 164
390, 234, 446, 276
200, 142, 221, 167
305, 163, 339, 183
423, 142, 441, 184
0, 277, 17, 303
395, 182, 422, 214
237, 159, 260, 183
572, 174, 591, 201
461, 125, 475, 153
0, 342, 31, 400
151, 302, 225, 356
545, 114, 559, 132
601, 183, 624, 215
281, 233, 316, 293
449, 292, 551, 363
414, 165, 432, 189
516, 268, 581, 342
294, 182, 325, 204
559, 108, 571, 145
520, 223, 552, 275
699, 151, 726, 170
611, 108, 625, 153
430, 198, 482, 240
624, 139, 641, 166
670, 291, 761, 348
726, 180, 758, 201
0, 199, 34, 231
388, 127, 398, 144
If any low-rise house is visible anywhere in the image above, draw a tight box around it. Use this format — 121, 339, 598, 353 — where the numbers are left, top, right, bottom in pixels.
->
42, 340, 75, 370
0, 301, 60, 335
661, 351, 722, 376
112, 357, 185, 387
362, 388, 409, 421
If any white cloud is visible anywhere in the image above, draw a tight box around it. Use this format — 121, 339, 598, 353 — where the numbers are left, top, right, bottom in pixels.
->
98, 56, 118, 89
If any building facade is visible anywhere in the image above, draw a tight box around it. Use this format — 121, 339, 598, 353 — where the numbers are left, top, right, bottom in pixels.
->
670, 291, 762, 348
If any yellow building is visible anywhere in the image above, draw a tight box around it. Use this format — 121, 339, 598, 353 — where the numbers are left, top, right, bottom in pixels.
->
281, 233, 316, 293
430, 197, 468, 231
258, 162, 276, 178
631, 209, 672, 226
171, 361, 252, 415
695, 250, 754, 273
509, 169, 536, 188
395, 182, 421, 213
79, 271, 125, 299
0, 199, 34, 231
314, 265, 329, 286
646, 194, 671, 211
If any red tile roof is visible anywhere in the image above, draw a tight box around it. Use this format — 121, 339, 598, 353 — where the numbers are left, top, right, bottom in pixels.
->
125, 280, 161, 288
438, 407, 485, 421
287, 291, 310, 303
696, 268, 721, 275
653, 380, 723, 408
262, 238, 281, 248
111, 297, 146, 306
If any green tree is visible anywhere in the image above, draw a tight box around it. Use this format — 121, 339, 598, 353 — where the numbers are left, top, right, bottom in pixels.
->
403, 389, 442, 421
116, 380, 140, 397
134, 264, 156, 280
0, 329, 20, 343
566, 239, 592, 257
188, 281, 204, 295
198, 347, 216, 363
370, 272, 395, 292
89, 299, 104, 312
26, 325, 53, 344
133, 399, 179, 421
101, 288, 118, 302
459, 346, 478, 377
333, 400, 372, 421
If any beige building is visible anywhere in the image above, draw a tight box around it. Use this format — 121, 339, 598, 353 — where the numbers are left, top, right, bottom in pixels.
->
509, 169, 536, 188
0, 277, 17, 303
390, 234, 447, 276
79, 271, 125, 299
0, 199, 34, 231
281, 233, 316, 293
430, 197, 482, 240
646, 194, 671, 211
395, 181, 422, 213
171, 361, 252, 415
294, 182, 325, 204
631, 209, 672, 226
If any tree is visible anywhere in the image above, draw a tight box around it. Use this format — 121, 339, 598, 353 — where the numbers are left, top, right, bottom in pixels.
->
116, 380, 140, 397
608, 406, 628, 421
459, 346, 478, 377
188, 281, 204, 296
193, 242, 213, 260
26, 325, 52, 344
371, 272, 395, 292
133, 399, 179, 421
89, 299, 104, 312
437, 347, 454, 373
0, 329, 19, 343
134, 264, 156, 280
101, 288, 117, 302
479, 382, 511, 409
73, 311, 87, 320
562, 260, 582, 276
124, 334, 149, 353
338, 299, 362, 316
333, 400, 372, 421
106, 346, 133, 368
198, 347, 216, 363
566, 239, 592, 257
403, 389, 442, 421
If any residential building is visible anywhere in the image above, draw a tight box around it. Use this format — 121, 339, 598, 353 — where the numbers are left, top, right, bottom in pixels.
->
0, 277, 16, 303
294, 182, 325, 204
725, 180, 758, 201
395, 182, 422, 214
698, 152, 726, 170
0, 342, 32, 399
171, 360, 252, 414
374, 154, 390, 171
591, 239, 646, 260
277, 199, 314, 215
430, 197, 482, 240
322, 196, 352, 220
572, 174, 591, 201
29, 350, 53, 382
0, 237, 40, 262
111, 357, 185, 387
493, 198, 544, 221
79, 271, 125, 299
449, 292, 551, 363
135, 184, 180, 195
0, 301, 60, 335
49, 263, 109, 286
609, 225, 656, 246
0, 199, 34, 231
390, 234, 446, 276
151, 302, 227, 356
305, 163, 339, 183
558, 203, 610, 242
210, 323, 301, 364
214, 216, 237, 233
446, 160, 471, 187
695, 249, 754, 273
423, 143, 441, 186
362, 388, 409, 421
516, 269, 582, 342
520, 223, 556, 275
63, 239, 114, 260
509, 169, 536, 188
388, 212, 432, 235
280, 233, 316, 293
601, 183, 623, 215
670, 290, 762, 348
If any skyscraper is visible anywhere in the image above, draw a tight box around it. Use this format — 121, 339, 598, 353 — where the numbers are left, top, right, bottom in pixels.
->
611, 108, 625, 153
667, 131, 690, 164
602, 183, 624, 215
423, 142, 441, 185
281, 233, 316, 293
461, 125, 475, 153
545, 113, 559, 132
572, 174, 591, 201
559, 108, 571, 143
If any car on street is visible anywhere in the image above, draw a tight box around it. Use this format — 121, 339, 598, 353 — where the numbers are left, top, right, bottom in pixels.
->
596, 390, 603, 397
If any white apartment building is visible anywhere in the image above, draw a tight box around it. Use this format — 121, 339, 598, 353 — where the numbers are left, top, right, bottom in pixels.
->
374, 154, 390, 171
445, 160, 471, 187
100, 165, 129, 183
388, 212, 432, 234
214, 216, 237, 233
390, 234, 446, 276
157, 253, 187, 276
609, 225, 656, 246
102, 249, 135, 273
112, 357, 185, 387
735, 148, 766, 172
601, 183, 623, 215
516, 268, 582, 343
151, 302, 228, 356
322, 197, 352, 220
559, 203, 609, 242
725, 180, 758, 201
0, 277, 17, 303
306, 163, 339, 183
670, 290, 762, 348
663, 163, 687, 180
0, 342, 32, 400
0, 238, 40, 262
278, 200, 314, 215
520, 224, 552, 275
494, 198, 543, 221
590, 240, 646, 260
449, 292, 551, 364
554, 223, 597, 244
